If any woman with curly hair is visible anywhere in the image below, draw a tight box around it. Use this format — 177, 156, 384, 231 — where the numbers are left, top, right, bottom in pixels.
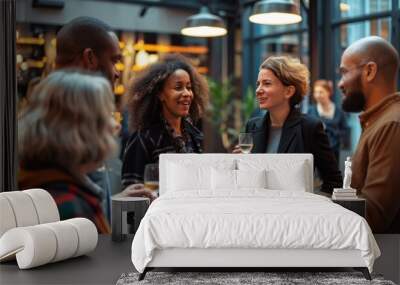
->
121, 54, 208, 189
234, 56, 342, 194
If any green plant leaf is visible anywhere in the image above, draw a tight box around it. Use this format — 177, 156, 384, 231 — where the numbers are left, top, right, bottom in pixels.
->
206, 79, 257, 151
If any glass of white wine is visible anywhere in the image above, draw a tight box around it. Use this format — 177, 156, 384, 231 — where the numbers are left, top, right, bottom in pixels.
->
144, 163, 159, 196
238, 133, 253, 154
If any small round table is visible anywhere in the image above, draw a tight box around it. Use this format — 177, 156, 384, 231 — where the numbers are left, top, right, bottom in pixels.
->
111, 196, 150, 242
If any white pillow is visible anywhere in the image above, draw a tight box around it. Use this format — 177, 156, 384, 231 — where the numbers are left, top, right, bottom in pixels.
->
167, 162, 211, 191
237, 159, 308, 192
236, 169, 267, 189
211, 168, 267, 190
266, 163, 307, 191
211, 168, 236, 190
166, 159, 236, 192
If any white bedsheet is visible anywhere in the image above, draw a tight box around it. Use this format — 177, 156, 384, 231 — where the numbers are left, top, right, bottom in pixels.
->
131, 190, 380, 273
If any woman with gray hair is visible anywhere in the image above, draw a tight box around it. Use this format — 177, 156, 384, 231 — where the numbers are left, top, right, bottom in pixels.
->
18, 70, 151, 233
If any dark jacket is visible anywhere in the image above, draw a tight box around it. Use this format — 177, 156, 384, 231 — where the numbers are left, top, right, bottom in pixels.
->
245, 108, 342, 193
121, 118, 203, 188
18, 168, 110, 234
308, 104, 348, 160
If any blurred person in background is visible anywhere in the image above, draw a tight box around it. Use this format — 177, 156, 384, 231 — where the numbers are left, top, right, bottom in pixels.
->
121, 54, 208, 188
234, 56, 342, 194
17, 76, 41, 112
308, 79, 348, 164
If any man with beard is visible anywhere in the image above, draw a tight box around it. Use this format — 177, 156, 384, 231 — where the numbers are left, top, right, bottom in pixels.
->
54, 17, 154, 218
56, 17, 121, 85
338, 36, 400, 233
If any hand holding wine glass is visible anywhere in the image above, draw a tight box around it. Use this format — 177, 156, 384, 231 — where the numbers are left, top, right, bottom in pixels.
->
238, 133, 253, 154
144, 163, 159, 197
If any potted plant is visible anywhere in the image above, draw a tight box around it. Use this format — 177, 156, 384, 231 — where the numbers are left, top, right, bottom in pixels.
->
207, 78, 257, 151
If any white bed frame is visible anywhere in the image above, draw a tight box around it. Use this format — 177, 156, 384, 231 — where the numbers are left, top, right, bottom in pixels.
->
139, 154, 371, 280
148, 249, 366, 268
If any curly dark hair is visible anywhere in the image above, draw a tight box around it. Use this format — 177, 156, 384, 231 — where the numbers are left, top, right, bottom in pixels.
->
127, 54, 209, 131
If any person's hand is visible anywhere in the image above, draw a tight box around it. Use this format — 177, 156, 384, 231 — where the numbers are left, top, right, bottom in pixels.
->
232, 145, 243, 154
110, 115, 121, 137
118, 184, 156, 202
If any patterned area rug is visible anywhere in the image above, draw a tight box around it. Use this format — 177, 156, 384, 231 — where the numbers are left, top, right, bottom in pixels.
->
117, 271, 395, 285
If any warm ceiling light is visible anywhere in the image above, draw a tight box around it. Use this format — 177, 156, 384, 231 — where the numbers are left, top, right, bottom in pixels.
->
135, 49, 150, 67
249, 0, 302, 25
340, 2, 350, 12
181, 6, 227, 37
135, 40, 150, 67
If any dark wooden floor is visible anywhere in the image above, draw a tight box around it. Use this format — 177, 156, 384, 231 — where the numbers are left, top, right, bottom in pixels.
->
0, 235, 398, 284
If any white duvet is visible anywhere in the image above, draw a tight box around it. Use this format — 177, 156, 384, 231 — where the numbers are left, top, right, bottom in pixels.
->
131, 190, 380, 273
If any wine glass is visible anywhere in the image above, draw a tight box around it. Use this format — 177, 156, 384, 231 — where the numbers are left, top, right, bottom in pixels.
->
144, 163, 159, 196
238, 133, 253, 154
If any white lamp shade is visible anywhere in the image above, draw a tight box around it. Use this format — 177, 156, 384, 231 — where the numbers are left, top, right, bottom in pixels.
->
181, 6, 227, 37
181, 26, 227, 37
135, 49, 150, 67
249, 0, 302, 25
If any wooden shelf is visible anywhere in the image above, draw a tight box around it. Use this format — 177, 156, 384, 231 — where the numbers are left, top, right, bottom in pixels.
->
119, 42, 208, 54
17, 37, 45, 45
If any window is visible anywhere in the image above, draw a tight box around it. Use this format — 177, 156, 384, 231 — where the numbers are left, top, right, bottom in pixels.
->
242, 1, 309, 97
339, 17, 391, 48
334, 0, 392, 19
333, 17, 392, 151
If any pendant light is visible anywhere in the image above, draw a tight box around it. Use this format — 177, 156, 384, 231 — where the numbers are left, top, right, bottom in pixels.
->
135, 38, 150, 68
181, 6, 227, 37
249, 0, 302, 25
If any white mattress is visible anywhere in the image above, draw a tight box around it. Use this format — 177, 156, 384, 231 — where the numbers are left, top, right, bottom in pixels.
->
131, 190, 380, 273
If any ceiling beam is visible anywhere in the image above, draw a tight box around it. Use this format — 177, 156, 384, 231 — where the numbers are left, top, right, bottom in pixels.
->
89, 0, 239, 14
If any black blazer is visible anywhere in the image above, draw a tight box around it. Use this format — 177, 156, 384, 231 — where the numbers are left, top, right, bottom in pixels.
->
245, 109, 342, 193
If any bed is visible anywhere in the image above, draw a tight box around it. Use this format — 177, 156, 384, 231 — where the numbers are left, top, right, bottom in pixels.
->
131, 154, 380, 280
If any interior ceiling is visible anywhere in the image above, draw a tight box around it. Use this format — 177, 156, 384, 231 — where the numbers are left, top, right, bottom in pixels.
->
92, 0, 240, 16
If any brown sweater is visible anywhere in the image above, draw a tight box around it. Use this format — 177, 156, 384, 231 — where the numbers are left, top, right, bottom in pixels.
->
352, 93, 400, 233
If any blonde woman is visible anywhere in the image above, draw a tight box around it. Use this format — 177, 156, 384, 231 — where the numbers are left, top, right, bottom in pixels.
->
18, 70, 152, 233
234, 56, 342, 194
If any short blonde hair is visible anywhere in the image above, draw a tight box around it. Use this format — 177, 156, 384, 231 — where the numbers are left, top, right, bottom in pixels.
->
18, 69, 117, 174
260, 56, 310, 107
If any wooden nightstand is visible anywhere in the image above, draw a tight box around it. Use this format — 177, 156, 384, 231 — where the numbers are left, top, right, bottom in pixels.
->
332, 197, 366, 218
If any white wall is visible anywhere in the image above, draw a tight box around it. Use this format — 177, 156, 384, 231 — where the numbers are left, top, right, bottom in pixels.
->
16, 0, 193, 33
